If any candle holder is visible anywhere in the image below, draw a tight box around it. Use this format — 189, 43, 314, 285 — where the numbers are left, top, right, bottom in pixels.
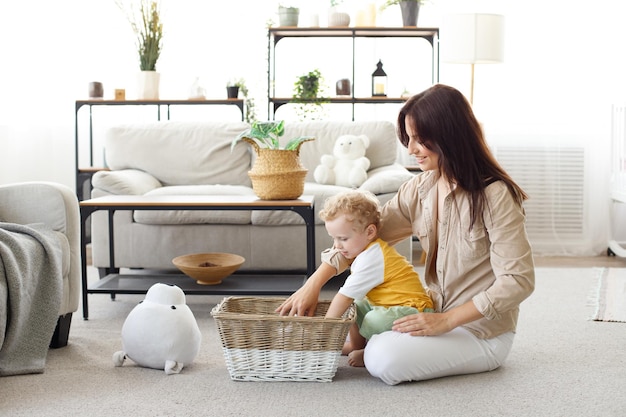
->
371, 60, 387, 97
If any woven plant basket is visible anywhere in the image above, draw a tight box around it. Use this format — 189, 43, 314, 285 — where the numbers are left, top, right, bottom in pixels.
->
211, 296, 355, 382
243, 137, 313, 200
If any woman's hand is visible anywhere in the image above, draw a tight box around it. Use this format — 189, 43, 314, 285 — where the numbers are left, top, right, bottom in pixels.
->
392, 301, 484, 336
391, 312, 454, 336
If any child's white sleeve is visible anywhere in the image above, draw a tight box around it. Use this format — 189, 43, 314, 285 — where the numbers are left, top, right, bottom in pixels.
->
338, 242, 385, 300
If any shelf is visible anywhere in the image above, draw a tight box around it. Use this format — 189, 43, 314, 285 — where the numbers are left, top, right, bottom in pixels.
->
88, 272, 306, 296
267, 26, 439, 120
75, 98, 244, 111
269, 96, 410, 112
270, 27, 439, 44
270, 96, 410, 103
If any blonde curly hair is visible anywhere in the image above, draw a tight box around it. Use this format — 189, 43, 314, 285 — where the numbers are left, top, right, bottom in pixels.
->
319, 190, 381, 232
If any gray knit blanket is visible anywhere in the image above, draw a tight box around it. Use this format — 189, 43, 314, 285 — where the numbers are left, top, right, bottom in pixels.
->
0, 222, 63, 376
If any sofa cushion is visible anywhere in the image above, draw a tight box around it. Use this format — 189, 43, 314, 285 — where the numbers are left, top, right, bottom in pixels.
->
105, 121, 252, 187
359, 164, 414, 195
92, 169, 162, 195
133, 185, 256, 225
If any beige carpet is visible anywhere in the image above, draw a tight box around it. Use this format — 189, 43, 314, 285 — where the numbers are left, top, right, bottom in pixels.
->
2, 267, 626, 416
589, 268, 626, 322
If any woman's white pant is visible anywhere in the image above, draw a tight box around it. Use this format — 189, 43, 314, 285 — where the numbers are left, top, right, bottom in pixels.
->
363, 327, 514, 385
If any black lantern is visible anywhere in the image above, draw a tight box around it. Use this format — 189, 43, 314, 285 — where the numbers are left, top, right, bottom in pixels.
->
371, 59, 387, 97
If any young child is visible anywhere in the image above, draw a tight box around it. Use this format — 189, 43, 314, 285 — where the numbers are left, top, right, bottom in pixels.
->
321, 190, 433, 367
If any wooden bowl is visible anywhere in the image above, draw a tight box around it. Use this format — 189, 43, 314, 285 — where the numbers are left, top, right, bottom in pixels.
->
172, 253, 245, 285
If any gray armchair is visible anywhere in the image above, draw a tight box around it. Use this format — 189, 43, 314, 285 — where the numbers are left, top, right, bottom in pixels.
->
0, 182, 80, 349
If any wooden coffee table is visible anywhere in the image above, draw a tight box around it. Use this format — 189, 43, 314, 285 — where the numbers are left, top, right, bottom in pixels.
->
79, 195, 315, 319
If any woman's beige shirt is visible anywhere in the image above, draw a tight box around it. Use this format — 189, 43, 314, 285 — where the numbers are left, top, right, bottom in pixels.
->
323, 170, 535, 339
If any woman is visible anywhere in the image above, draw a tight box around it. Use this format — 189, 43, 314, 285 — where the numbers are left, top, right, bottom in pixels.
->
277, 84, 535, 385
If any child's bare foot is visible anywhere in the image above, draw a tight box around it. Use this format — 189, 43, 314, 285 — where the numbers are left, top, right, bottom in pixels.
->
347, 349, 365, 367
342, 341, 354, 356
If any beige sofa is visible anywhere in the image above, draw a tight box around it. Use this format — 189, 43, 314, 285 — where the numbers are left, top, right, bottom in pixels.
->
90, 120, 414, 275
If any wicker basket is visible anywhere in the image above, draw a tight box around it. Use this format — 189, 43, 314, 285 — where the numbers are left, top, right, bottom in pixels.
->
243, 137, 313, 200
211, 296, 355, 382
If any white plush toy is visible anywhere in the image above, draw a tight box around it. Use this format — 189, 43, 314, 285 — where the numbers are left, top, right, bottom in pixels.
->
314, 134, 371, 188
113, 283, 202, 375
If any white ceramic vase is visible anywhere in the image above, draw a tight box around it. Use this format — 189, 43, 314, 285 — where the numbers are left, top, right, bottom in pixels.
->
328, 8, 350, 27
137, 71, 160, 100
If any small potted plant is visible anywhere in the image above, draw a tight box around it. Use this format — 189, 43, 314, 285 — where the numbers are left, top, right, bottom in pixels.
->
226, 80, 240, 99
278, 4, 299, 26
293, 69, 328, 120
232, 121, 314, 200
226, 78, 257, 123
380, 0, 428, 27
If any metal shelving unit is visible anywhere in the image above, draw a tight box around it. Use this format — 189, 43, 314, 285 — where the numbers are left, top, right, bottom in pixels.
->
267, 27, 439, 120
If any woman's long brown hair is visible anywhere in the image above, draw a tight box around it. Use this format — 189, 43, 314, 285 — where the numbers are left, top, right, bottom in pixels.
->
397, 84, 528, 230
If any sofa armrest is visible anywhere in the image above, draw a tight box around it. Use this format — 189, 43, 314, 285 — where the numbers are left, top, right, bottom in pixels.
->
0, 181, 81, 315
359, 163, 414, 195
0, 182, 78, 234
92, 169, 162, 196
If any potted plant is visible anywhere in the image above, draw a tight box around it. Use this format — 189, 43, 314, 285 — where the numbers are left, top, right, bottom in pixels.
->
380, 0, 427, 27
292, 69, 328, 121
226, 78, 257, 123
117, 0, 164, 99
226, 80, 240, 99
232, 121, 314, 200
278, 4, 299, 27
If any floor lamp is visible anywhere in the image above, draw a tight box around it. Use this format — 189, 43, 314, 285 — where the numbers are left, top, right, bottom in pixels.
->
441, 13, 504, 105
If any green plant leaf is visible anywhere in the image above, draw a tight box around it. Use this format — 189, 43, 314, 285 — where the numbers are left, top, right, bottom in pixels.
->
232, 120, 314, 151
284, 137, 314, 150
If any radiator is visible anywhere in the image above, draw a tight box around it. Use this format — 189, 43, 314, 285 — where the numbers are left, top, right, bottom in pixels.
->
493, 146, 586, 249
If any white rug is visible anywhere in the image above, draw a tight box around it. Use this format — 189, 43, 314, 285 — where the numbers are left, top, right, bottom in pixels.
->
588, 267, 626, 322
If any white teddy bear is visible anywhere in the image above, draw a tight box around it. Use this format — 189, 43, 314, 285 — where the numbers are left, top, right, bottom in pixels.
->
112, 283, 202, 375
314, 134, 371, 188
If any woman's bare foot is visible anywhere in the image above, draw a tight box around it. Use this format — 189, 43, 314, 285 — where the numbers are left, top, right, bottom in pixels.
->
347, 349, 365, 367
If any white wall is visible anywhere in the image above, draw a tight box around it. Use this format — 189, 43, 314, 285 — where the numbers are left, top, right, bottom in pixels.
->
1, 0, 623, 255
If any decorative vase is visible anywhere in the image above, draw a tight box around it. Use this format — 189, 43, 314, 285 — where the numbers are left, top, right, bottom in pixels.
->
278, 6, 299, 27
242, 137, 313, 200
399, 1, 420, 27
328, 10, 351, 27
137, 71, 160, 100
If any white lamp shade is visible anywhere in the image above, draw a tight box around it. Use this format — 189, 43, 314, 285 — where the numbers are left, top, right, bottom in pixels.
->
442, 13, 505, 64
